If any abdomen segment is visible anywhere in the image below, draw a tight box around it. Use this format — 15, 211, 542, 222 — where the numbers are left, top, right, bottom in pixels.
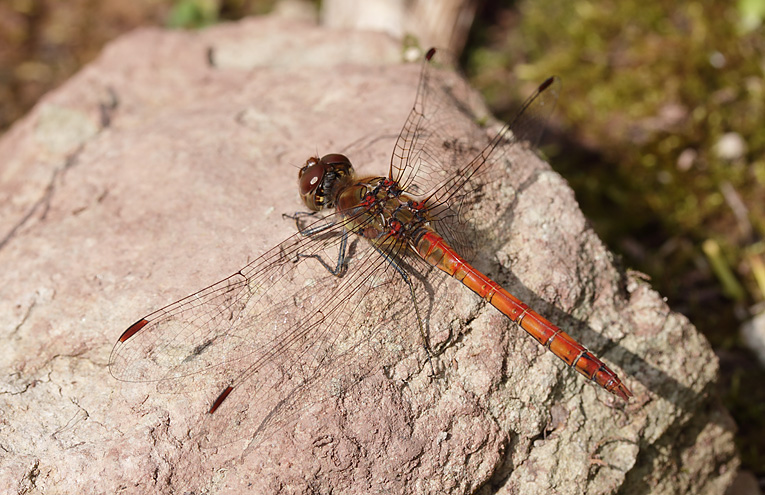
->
415, 230, 632, 401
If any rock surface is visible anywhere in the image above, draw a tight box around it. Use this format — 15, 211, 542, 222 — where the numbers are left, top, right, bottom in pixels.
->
0, 15, 737, 495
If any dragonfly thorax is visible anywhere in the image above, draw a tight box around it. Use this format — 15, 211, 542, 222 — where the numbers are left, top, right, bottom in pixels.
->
334, 176, 433, 249
298, 154, 355, 211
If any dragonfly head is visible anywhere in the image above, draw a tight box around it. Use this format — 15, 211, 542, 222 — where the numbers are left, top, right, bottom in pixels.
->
299, 154, 354, 211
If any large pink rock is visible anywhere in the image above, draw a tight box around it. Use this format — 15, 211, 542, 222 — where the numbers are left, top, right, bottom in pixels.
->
0, 15, 737, 495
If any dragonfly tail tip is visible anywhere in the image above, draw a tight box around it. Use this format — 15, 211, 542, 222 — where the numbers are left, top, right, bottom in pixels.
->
613, 383, 633, 402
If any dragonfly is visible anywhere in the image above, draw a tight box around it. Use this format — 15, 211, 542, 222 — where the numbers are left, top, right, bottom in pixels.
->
110, 48, 631, 448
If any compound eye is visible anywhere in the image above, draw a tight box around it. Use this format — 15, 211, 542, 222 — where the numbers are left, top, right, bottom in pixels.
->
299, 158, 325, 197
320, 153, 351, 167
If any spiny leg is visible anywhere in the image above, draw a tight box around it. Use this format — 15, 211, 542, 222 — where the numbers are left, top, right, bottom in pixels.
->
282, 211, 336, 236
297, 230, 349, 276
283, 211, 349, 276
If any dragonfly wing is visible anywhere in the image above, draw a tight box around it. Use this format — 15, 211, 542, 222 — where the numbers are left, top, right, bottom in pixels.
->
110, 271, 252, 385
111, 210, 434, 448
389, 48, 487, 199
109, 211, 354, 390
429, 75, 561, 214
193, 240, 435, 448
389, 48, 560, 260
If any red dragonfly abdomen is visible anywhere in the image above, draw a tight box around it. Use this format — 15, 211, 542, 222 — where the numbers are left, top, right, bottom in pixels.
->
415, 230, 632, 401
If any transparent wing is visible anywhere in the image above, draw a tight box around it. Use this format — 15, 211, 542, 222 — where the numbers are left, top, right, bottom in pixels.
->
389, 48, 560, 259
110, 211, 354, 387
196, 244, 438, 449
110, 210, 435, 447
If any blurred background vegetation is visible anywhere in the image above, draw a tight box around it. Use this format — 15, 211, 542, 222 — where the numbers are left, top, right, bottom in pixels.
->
1, 0, 763, 486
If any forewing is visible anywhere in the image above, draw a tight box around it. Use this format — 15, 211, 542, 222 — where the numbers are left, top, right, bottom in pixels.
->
389, 48, 560, 259
389, 48, 487, 198
110, 210, 433, 448
109, 211, 354, 390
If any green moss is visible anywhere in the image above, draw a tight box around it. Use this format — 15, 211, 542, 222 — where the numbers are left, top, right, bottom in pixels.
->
168, 0, 220, 28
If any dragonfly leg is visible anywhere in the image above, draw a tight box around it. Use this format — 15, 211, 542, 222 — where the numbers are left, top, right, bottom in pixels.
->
372, 245, 436, 377
282, 211, 348, 275
295, 228, 349, 276
282, 211, 336, 236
